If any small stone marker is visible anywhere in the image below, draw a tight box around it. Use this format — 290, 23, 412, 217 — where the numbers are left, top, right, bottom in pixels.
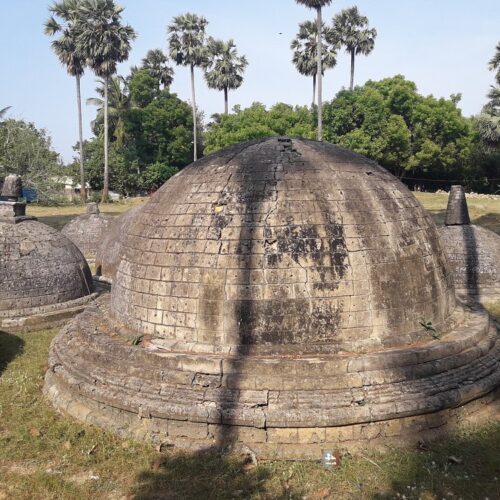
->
86, 202, 100, 215
322, 449, 341, 469
445, 185, 470, 226
1, 174, 23, 201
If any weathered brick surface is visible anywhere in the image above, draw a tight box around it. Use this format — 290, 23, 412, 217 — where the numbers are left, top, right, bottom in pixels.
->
95, 203, 145, 282
110, 138, 455, 352
62, 204, 114, 261
440, 225, 500, 298
0, 217, 95, 331
44, 139, 500, 459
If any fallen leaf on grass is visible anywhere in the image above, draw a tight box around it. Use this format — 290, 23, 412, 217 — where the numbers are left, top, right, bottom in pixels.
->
30, 428, 40, 438
448, 455, 463, 465
63, 441, 71, 450
150, 456, 168, 471
309, 487, 332, 499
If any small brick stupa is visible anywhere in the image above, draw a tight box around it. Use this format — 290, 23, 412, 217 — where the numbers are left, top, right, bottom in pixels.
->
439, 186, 500, 301
0, 175, 96, 332
45, 140, 499, 458
61, 202, 114, 264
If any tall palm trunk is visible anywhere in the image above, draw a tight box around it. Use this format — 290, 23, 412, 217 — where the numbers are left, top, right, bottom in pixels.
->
102, 75, 109, 203
312, 73, 317, 107
190, 64, 198, 161
316, 6, 323, 141
76, 74, 86, 202
350, 50, 355, 91
224, 87, 229, 115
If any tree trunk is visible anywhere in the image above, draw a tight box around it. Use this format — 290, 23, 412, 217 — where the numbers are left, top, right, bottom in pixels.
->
191, 64, 198, 162
316, 7, 323, 141
102, 75, 109, 203
76, 74, 86, 202
312, 73, 317, 107
350, 50, 355, 91
224, 87, 229, 115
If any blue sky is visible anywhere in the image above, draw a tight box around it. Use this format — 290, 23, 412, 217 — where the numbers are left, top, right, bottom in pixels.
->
1, 0, 499, 163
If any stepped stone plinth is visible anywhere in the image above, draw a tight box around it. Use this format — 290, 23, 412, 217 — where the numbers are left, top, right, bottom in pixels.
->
0, 176, 97, 332
44, 139, 499, 458
61, 202, 114, 263
439, 186, 500, 301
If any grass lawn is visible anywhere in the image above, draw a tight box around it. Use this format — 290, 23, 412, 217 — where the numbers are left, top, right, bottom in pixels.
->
28, 197, 147, 231
28, 192, 500, 236
0, 192, 498, 498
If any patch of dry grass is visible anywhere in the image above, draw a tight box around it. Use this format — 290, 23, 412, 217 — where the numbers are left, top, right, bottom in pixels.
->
0, 325, 499, 499
415, 192, 500, 235
28, 197, 147, 231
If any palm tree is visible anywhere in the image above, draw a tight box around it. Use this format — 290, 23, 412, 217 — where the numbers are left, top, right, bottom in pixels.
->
0, 107, 11, 121
45, 0, 87, 201
168, 13, 209, 161
204, 38, 248, 115
489, 42, 500, 80
87, 76, 130, 147
77, 0, 136, 202
295, 0, 333, 141
291, 20, 337, 106
141, 49, 174, 90
331, 6, 377, 91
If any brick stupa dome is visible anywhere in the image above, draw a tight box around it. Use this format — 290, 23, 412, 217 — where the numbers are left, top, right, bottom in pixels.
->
439, 186, 500, 301
0, 175, 96, 332
45, 139, 500, 458
95, 203, 145, 283
61, 202, 114, 263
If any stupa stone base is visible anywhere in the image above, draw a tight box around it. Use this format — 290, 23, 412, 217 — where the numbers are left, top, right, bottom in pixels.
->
0, 293, 99, 333
44, 296, 500, 459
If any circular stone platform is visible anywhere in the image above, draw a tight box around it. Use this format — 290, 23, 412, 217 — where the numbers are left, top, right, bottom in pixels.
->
0, 219, 97, 333
45, 138, 500, 458
61, 203, 114, 263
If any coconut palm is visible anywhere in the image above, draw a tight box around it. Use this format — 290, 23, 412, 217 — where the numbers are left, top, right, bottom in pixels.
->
0, 107, 11, 121
77, 0, 136, 202
291, 20, 337, 106
295, 0, 333, 141
331, 6, 377, 91
141, 49, 174, 90
168, 13, 209, 161
204, 38, 248, 115
45, 0, 87, 201
87, 76, 130, 146
489, 41, 500, 80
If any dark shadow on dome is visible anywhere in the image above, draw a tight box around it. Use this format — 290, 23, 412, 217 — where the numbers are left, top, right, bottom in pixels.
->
213, 138, 277, 451
0, 331, 24, 376
462, 225, 480, 301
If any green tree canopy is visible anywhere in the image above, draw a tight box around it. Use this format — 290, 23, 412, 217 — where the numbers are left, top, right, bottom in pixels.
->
323, 75, 476, 180
0, 119, 63, 201
204, 102, 316, 154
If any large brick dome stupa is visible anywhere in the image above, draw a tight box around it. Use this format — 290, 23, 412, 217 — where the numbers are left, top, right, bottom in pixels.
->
45, 138, 499, 458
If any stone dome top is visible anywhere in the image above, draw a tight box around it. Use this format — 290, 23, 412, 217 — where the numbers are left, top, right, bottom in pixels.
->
111, 137, 456, 353
61, 203, 114, 261
0, 220, 93, 312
